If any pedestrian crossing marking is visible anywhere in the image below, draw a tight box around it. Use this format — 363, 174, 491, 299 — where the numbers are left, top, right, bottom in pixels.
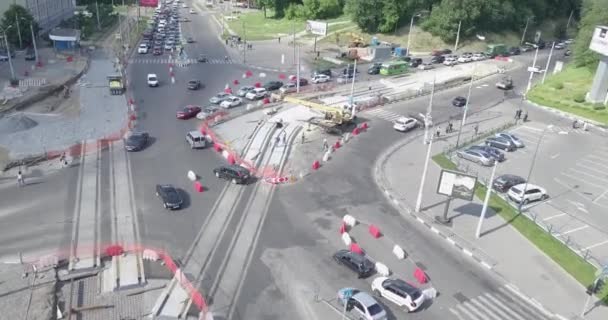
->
19, 78, 47, 87
362, 108, 403, 122
128, 58, 237, 65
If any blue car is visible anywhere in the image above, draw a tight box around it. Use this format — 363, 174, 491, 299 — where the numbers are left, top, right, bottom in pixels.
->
469, 145, 505, 162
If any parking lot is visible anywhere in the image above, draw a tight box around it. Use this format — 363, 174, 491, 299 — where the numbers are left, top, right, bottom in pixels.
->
452, 121, 608, 267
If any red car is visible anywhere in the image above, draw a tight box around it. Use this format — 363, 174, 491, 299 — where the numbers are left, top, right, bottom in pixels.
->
290, 78, 308, 86
176, 105, 201, 119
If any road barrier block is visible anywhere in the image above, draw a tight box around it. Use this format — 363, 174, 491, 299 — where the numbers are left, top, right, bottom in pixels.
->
350, 243, 363, 254
342, 232, 352, 246
339, 222, 347, 234
227, 153, 236, 165
361, 122, 369, 130
352, 127, 360, 135
414, 267, 428, 284
423, 287, 438, 299
194, 181, 204, 192
375, 262, 390, 276
343, 215, 357, 227
142, 249, 160, 261
392, 245, 405, 260
344, 133, 350, 142
187, 170, 197, 181
334, 140, 341, 149
213, 143, 222, 152
369, 224, 381, 238
312, 160, 320, 170
322, 150, 330, 162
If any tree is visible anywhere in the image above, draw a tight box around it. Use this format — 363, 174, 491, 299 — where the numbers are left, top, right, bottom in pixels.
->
345, 0, 384, 33
573, 0, 608, 68
259, 0, 293, 18
301, 0, 343, 19
0, 4, 38, 49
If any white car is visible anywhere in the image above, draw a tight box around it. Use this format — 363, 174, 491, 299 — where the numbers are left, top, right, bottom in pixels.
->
209, 92, 230, 104
246, 88, 267, 100
189, 9, 195, 14
182, 3, 187, 8
393, 117, 418, 132
237, 86, 255, 97
371, 277, 425, 312
196, 106, 220, 120
164, 42, 173, 50
147, 74, 159, 87
443, 55, 458, 66
337, 288, 387, 320
279, 83, 297, 94
471, 53, 486, 61
457, 54, 473, 63
220, 96, 242, 108
311, 74, 331, 83
507, 183, 548, 205
137, 43, 148, 54
418, 63, 434, 70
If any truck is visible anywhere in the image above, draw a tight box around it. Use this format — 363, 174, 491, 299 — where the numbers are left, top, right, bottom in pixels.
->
485, 44, 508, 58
283, 96, 354, 134
108, 75, 125, 95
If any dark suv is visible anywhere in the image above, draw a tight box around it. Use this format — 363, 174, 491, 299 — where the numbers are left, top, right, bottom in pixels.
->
492, 174, 526, 193
333, 249, 375, 278
213, 165, 251, 184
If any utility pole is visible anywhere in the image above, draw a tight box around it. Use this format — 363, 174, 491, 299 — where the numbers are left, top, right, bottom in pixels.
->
542, 42, 555, 84
415, 136, 433, 212
454, 64, 477, 148
423, 76, 436, 144
15, 13, 23, 49
30, 23, 38, 65
526, 46, 540, 94
292, 20, 296, 65
2, 27, 16, 81
406, 14, 419, 56
296, 45, 301, 93
95, 1, 101, 30
520, 17, 532, 46
476, 161, 498, 238
349, 59, 358, 117
518, 125, 552, 213
565, 10, 574, 36
454, 20, 462, 52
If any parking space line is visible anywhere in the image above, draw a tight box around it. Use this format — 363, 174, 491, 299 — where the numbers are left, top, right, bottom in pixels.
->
561, 172, 606, 189
581, 158, 608, 171
543, 213, 566, 221
558, 225, 589, 235
568, 168, 608, 184
593, 189, 608, 203
520, 125, 544, 132
582, 239, 608, 251
575, 162, 608, 176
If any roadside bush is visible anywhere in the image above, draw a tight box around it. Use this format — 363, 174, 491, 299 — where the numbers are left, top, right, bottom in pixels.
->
550, 82, 564, 90
593, 104, 606, 110
573, 93, 586, 103
285, 3, 306, 20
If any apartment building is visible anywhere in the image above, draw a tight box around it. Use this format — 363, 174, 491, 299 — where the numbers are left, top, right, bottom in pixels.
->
0, 0, 75, 33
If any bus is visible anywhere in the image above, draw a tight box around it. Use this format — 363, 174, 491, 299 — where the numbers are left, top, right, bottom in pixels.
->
380, 61, 408, 76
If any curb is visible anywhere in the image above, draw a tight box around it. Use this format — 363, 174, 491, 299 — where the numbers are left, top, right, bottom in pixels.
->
526, 99, 607, 132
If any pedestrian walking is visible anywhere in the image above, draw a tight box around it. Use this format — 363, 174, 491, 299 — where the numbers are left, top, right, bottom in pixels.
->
448, 122, 454, 133
474, 124, 479, 135
515, 109, 522, 120
274, 136, 280, 146
278, 37, 281, 43
323, 138, 329, 151
225, 38, 228, 45
435, 128, 441, 138
523, 112, 528, 122
17, 171, 24, 187
445, 125, 450, 135
281, 134, 286, 146
301, 132, 305, 144
572, 119, 578, 129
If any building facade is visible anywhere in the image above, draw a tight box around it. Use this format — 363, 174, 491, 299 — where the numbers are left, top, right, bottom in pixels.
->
0, 0, 75, 34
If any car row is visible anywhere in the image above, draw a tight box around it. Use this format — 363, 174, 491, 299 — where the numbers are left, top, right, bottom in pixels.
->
456, 132, 524, 166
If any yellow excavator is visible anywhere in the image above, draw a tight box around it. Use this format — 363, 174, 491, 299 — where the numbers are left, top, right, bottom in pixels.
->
283, 96, 354, 134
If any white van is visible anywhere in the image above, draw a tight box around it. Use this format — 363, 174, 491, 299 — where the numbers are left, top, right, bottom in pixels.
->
186, 131, 207, 149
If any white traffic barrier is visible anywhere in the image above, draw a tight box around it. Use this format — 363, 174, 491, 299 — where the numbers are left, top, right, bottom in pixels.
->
392, 245, 405, 260
38, 254, 59, 268
341, 232, 352, 246
344, 132, 350, 142
343, 215, 357, 227
375, 262, 391, 276
246, 104, 253, 111
187, 170, 197, 181
422, 287, 438, 300
142, 249, 160, 261
322, 150, 331, 162
171, 77, 176, 84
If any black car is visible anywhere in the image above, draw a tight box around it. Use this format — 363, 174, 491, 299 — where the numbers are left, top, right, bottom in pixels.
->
197, 54, 208, 63
264, 81, 284, 91
368, 63, 381, 75
155, 184, 183, 210
409, 58, 423, 68
430, 55, 445, 64
469, 145, 505, 162
24, 49, 36, 61
508, 47, 521, 55
485, 136, 516, 151
213, 165, 251, 184
187, 37, 194, 43
564, 49, 572, 56
187, 79, 202, 90
452, 96, 467, 107
333, 249, 375, 278
493, 174, 526, 193
124, 131, 149, 151
343, 64, 358, 75
312, 68, 332, 77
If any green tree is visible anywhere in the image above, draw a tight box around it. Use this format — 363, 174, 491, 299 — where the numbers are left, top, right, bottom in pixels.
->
573, 0, 608, 68
259, 0, 293, 18
302, 0, 343, 19
344, 0, 384, 33
0, 4, 38, 49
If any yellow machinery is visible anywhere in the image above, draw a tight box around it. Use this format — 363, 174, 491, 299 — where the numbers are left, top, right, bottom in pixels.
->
107, 75, 124, 95
346, 32, 366, 48
283, 96, 354, 133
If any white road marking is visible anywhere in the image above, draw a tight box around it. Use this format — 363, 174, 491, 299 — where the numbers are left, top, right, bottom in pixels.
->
456, 303, 484, 320
575, 162, 608, 175
560, 172, 606, 189
550, 153, 560, 159
593, 189, 608, 203
582, 239, 608, 251
502, 285, 553, 317
581, 157, 608, 170
543, 213, 566, 221
520, 125, 544, 132
449, 308, 467, 320
462, 249, 473, 256
483, 293, 527, 320
558, 225, 589, 235
569, 168, 608, 184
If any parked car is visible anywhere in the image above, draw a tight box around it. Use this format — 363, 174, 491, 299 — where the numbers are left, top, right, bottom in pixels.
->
147, 73, 159, 87
496, 132, 524, 148
457, 53, 473, 63
264, 81, 283, 91
343, 64, 359, 75
443, 55, 458, 66
24, 49, 36, 60
337, 288, 387, 320
452, 96, 467, 107
279, 82, 297, 94
507, 183, 548, 204
368, 62, 382, 75
554, 42, 566, 50
209, 92, 230, 104
509, 47, 521, 55
564, 49, 572, 56
176, 105, 202, 119
155, 184, 183, 210
245, 87, 267, 100
291, 78, 308, 86
430, 55, 445, 64
371, 277, 425, 312
393, 117, 418, 132
409, 58, 423, 68
493, 174, 526, 193
333, 249, 375, 278
456, 149, 496, 166
431, 48, 452, 56
220, 96, 242, 108
418, 63, 434, 70
138, 43, 149, 54
469, 145, 505, 162
196, 106, 220, 119
197, 54, 208, 62
187, 79, 202, 90
471, 53, 487, 61
237, 85, 255, 97
186, 36, 194, 43
185, 130, 207, 149
485, 136, 516, 151
496, 77, 513, 90
520, 44, 534, 52
153, 47, 163, 55
189, 8, 195, 13
311, 74, 331, 83
312, 68, 332, 77
0, 50, 15, 61
124, 131, 149, 151
213, 165, 251, 184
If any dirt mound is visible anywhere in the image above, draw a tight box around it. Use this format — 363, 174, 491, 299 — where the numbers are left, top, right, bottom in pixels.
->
0, 114, 38, 134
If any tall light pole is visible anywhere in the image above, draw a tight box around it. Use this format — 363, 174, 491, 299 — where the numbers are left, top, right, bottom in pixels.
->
296, 45, 301, 93
30, 23, 38, 65
242, 20, 247, 64
565, 10, 574, 37
520, 16, 533, 46
15, 13, 23, 49
415, 136, 434, 212
454, 63, 477, 149
542, 41, 555, 84
525, 46, 540, 94
518, 125, 553, 213
95, 0, 102, 30
1, 25, 16, 81
406, 13, 421, 56
348, 58, 358, 112
423, 76, 436, 144
454, 20, 462, 52
476, 160, 498, 238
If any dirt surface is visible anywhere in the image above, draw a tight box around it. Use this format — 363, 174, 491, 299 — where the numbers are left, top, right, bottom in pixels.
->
24, 83, 82, 118
0, 263, 56, 320
0, 146, 9, 170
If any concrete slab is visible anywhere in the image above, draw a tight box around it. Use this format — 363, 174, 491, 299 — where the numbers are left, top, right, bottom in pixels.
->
119, 254, 141, 289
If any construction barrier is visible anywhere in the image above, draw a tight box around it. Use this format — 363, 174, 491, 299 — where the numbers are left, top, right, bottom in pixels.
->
414, 267, 428, 284
352, 127, 360, 135
322, 150, 330, 162
334, 140, 341, 149
343, 215, 357, 227
187, 170, 197, 181
312, 160, 320, 170
194, 181, 204, 192
342, 232, 352, 246
369, 224, 382, 238
375, 262, 390, 276
392, 245, 406, 260
142, 249, 160, 261
339, 222, 347, 234
361, 122, 369, 130
350, 243, 363, 254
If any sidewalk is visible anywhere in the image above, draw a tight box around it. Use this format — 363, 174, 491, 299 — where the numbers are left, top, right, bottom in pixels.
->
374, 101, 608, 320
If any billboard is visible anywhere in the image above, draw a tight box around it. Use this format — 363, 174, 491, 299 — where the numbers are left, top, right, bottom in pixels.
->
437, 169, 477, 201
306, 20, 328, 36
590, 26, 608, 55
139, 0, 159, 7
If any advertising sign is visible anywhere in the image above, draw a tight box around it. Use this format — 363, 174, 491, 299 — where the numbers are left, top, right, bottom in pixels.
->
590, 26, 608, 56
139, 0, 159, 7
437, 169, 477, 201
306, 20, 328, 36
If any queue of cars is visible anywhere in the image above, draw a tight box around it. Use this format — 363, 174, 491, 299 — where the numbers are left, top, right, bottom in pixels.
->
140, 2, 184, 57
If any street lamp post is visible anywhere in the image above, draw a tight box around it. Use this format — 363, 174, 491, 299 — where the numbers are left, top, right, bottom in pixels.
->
518, 125, 553, 213
520, 17, 533, 46
476, 160, 498, 238
415, 136, 433, 212
30, 23, 38, 65
454, 20, 462, 52
15, 13, 23, 49
454, 63, 477, 149
423, 76, 436, 145
1, 26, 16, 81
406, 13, 421, 56
542, 41, 555, 84
525, 46, 540, 94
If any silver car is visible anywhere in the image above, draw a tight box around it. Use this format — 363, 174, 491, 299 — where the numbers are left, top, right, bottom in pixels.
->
237, 86, 255, 97
209, 92, 230, 104
337, 288, 387, 320
496, 132, 525, 148
456, 148, 496, 166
